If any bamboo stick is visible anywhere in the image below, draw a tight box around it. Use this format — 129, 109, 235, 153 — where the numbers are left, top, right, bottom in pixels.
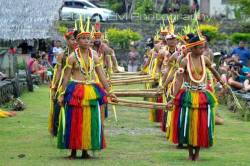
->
112, 72, 141, 76
114, 91, 162, 97
109, 102, 167, 110
111, 80, 155, 86
116, 98, 167, 106
111, 77, 157, 84
111, 76, 152, 81
114, 89, 158, 92
111, 75, 151, 79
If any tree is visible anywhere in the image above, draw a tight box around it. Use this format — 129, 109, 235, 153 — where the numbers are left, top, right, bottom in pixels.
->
230, 0, 250, 17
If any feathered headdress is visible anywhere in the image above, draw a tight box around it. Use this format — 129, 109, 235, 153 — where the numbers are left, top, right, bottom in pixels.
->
76, 15, 91, 39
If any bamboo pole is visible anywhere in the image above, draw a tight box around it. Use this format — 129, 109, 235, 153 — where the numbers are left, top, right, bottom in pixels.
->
111, 77, 152, 81
111, 77, 157, 84
114, 91, 162, 97
116, 98, 166, 106
111, 75, 152, 79
109, 102, 167, 110
111, 75, 152, 81
112, 72, 141, 76
111, 80, 155, 86
114, 89, 158, 92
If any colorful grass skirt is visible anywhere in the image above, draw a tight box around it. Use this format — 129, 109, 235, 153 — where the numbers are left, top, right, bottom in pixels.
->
48, 94, 61, 137
167, 88, 217, 148
149, 96, 164, 122
57, 81, 108, 150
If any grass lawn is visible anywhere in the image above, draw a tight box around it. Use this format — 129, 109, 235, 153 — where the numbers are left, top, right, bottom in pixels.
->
1, 85, 250, 166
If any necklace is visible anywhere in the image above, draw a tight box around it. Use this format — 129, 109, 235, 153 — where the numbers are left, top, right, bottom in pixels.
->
74, 48, 94, 81
187, 52, 206, 84
190, 54, 201, 79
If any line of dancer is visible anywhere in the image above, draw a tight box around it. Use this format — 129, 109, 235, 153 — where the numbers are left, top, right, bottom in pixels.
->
48, 14, 229, 161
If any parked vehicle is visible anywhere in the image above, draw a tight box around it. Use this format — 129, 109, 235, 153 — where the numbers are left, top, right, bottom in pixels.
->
59, 0, 116, 21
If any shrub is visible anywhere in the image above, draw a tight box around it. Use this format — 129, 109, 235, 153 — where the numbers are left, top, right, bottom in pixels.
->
135, 0, 154, 15
57, 24, 68, 36
230, 33, 250, 44
179, 4, 190, 15
107, 28, 142, 49
199, 24, 219, 40
109, 1, 123, 14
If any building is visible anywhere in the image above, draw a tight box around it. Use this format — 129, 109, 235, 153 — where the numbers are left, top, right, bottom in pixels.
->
0, 0, 64, 41
189, 0, 234, 18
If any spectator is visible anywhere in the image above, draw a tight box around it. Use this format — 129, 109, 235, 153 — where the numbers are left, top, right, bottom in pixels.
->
48, 41, 55, 64
52, 40, 63, 67
231, 41, 250, 66
40, 52, 53, 69
27, 52, 47, 83
40, 52, 53, 83
18, 41, 29, 54
128, 45, 139, 72
8, 46, 16, 55
227, 63, 245, 90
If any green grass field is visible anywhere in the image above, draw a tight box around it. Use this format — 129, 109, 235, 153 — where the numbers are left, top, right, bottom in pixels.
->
1, 86, 250, 166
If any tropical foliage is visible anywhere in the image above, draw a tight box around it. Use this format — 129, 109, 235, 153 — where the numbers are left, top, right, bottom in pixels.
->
107, 28, 142, 49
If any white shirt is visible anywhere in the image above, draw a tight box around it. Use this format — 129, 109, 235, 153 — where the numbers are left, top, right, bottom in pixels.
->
52, 47, 63, 64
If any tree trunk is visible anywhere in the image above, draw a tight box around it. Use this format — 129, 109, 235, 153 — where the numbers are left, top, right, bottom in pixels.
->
129, 0, 136, 17
155, 0, 158, 11
161, 0, 169, 13
124, 0, 130, 15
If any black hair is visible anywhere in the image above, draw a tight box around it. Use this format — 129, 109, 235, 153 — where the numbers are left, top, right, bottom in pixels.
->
31, 52, 37, 58
186, 33, 195, 40
73, 30, 80, 39
146, 37, 154, 49
189, 36, 200, 44
42, 53, 47, 59
202, 34, 210, 42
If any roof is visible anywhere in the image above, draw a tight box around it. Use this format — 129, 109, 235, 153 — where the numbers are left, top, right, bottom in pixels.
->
0, 0, 64, 41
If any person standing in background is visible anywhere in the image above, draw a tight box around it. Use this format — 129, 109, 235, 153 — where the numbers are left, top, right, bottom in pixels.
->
231, 41, 250, 66
128, 44, 139, 72
52, 40, 63, 67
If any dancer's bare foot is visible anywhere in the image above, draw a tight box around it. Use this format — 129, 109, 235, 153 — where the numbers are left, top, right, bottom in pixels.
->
81, 150, 91, 159
193, 154, 200, 161
176, 144, 187, 149
188, 155, 193, 161
65, 150, 77, 160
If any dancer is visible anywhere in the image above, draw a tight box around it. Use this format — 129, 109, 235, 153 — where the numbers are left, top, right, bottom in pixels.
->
57, 25, 117, 159
167, 35, 227, 161
48, 31, 76, 137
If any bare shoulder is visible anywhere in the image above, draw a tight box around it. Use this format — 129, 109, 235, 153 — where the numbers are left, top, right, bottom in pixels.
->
159, 48, 167, 57
203, 55, 210, 63
91, 49, 100, 63
169, 51, 179, 61
180, 57, 188, 67
67, 52, 76, 63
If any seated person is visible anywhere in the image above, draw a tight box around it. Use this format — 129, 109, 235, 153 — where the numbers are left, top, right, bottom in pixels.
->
228, 63, 247, 90
27, 52, 47, 83
40, 52, 53, 83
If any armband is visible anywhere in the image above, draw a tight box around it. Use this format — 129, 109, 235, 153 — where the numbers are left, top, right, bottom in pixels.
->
211, 63, 216, 68
56, 62, 62, 66
64, 58, 73, 68
170, 95, 175, 99
57, 86, 65, 96
177, 67, 184, 73
95, 63, 102, 67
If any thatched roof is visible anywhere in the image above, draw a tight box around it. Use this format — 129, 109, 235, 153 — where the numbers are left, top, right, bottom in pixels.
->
0, 0, 63, 41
